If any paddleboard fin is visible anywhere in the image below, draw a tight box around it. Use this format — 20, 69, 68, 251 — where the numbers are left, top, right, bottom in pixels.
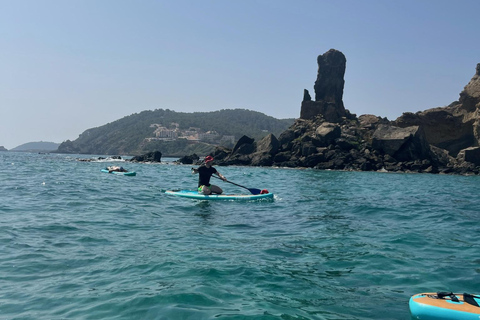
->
463, 293, 480, 307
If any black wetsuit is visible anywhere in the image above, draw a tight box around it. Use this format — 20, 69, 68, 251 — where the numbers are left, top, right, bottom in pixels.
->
197, 165, 217, 187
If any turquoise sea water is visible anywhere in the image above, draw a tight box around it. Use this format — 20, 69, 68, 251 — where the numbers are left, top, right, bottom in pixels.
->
1, 151, 479, 320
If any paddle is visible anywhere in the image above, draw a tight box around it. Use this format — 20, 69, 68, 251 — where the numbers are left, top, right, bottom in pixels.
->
212, 175, 262, 195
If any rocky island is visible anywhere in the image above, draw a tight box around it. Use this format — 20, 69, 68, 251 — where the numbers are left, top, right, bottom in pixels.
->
191, 49, 480, 175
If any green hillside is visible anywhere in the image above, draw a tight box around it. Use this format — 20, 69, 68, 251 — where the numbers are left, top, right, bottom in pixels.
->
11, 141, 60, 152
56, 109, 294, 156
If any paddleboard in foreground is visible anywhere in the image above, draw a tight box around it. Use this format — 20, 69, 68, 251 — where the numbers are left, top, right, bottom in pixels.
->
101, 169, 136, 176
409, 292, 480, 320
165, 190, 274, 201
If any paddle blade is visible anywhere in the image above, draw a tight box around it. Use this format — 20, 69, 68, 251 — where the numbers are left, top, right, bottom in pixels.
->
248, 188, 262, 195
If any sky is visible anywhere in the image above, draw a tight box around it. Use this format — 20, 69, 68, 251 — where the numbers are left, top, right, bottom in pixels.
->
1, 0, 479, 149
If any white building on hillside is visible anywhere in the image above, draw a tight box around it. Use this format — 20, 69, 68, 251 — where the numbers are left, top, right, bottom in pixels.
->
154, 126, 178, 140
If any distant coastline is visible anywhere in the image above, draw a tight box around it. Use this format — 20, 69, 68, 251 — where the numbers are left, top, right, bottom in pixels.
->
6, 141, 60, 153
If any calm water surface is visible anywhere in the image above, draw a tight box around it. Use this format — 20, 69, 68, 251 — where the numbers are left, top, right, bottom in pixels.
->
0, 152, 479, 319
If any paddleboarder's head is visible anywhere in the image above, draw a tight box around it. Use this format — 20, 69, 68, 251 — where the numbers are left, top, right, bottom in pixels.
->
205, 156, 214, 164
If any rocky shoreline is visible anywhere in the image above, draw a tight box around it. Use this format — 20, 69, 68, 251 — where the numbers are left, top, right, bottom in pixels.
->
77, 151, 163, 163
179, 49, 480, 175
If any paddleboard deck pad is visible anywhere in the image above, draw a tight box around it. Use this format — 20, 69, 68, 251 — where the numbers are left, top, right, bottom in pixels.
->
165, 190, 273, 201
101, 169, 136, 176
409, 292, 480, 320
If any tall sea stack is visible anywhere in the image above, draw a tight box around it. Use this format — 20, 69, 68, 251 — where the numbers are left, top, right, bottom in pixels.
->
300, 49, 348, 122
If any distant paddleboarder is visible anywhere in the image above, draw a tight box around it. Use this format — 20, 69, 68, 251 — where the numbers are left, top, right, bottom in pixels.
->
107, 166, 128, 173
191, 156, 227, 194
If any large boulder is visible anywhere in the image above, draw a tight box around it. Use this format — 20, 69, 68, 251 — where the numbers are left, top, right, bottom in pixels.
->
175, 153, 199, 165
372, 125, 430, 161
250, 134, 280, 166
394, 109, 472, 156
278, 119, 312, 148
129, 151, 162, 162
212, 146, 231, 162
315, 122, 341, 146
232, 135, 255, 155
255, 134, 279, 155
457, 147, 480, 166
213, 136, 256, 166
429, 145, 453, 168
358, 114, 389, 130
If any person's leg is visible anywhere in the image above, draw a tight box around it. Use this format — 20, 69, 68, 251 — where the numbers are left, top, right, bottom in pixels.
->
209, 184, 223, 194
199, 185, 212, 195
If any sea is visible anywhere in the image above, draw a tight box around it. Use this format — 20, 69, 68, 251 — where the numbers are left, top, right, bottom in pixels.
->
1, 151, 479, 320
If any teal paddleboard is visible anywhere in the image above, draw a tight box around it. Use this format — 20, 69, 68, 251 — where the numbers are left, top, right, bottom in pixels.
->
101, 169, 136, 176
165, 190, 274, 201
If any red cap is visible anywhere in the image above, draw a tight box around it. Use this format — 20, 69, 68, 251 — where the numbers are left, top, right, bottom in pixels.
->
204, 156, 214, 162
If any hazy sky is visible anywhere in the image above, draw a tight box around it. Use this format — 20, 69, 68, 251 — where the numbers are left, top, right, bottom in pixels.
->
1, 0, 479, 149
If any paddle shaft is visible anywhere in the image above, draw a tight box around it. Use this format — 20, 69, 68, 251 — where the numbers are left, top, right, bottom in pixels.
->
213, 175, 247, 189
212, 175, 261, 194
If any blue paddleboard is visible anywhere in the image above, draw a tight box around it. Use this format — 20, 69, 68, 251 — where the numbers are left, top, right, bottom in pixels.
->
165, 190, 273, 201
101, 169, 136, 176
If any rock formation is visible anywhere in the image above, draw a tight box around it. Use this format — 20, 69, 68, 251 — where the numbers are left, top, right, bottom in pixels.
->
177, 51, 480, 175
175, 153, 199, 165
394, 63, 480, 156
300, 49, 352, 122
129, 151, 162, 163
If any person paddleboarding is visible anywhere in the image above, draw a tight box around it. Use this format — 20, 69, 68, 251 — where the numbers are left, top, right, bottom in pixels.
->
191, 156, 227, 195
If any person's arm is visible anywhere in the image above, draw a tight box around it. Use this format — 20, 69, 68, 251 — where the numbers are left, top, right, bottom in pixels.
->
215, 171, 227, 181
191, 167, 199, 174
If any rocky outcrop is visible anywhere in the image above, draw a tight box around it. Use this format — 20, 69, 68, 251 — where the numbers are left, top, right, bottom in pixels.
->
394, 63, 480, 156
175, 153, 199, 165
180, 52, 480, 175
212, 117, 455, 173
0, 146, 7, 151
129, 151, 162, 163
394, 108, 474, 156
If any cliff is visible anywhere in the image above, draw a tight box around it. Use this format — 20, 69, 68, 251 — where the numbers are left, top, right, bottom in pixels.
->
394, 63, 480, 156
